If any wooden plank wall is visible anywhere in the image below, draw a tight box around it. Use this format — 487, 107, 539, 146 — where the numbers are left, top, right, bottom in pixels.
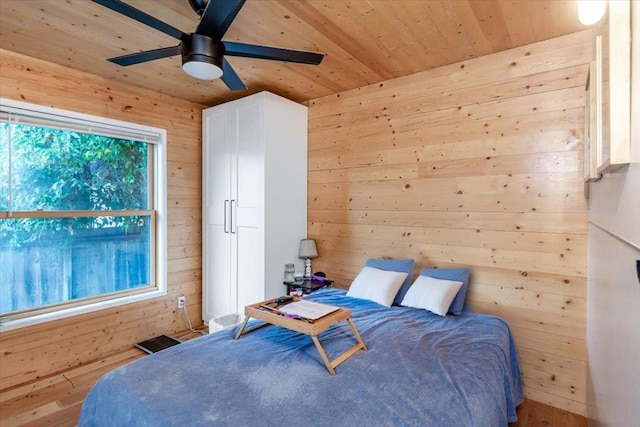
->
0, 49, 205, 389
306, 31, 591, 416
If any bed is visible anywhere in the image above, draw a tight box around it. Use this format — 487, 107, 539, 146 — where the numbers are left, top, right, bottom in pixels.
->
79, 288, 523, 426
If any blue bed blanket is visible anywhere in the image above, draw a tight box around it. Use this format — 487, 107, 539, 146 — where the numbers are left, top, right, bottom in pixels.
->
79, 289, 523, 426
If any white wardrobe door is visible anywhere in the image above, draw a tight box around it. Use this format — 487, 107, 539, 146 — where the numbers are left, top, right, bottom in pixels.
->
203, 108, 232, 319
232, 101, 264, 311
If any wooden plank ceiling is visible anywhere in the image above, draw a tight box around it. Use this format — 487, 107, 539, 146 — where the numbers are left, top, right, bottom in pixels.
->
0, 0, 588, 106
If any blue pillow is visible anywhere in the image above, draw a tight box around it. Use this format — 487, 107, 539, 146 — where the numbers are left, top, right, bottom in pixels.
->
419, 268, 470, 315
365, 258, 415, 306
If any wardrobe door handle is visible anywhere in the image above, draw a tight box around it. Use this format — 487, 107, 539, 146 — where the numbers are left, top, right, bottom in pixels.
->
230, 200, 236, 234
224, 200, 229, 234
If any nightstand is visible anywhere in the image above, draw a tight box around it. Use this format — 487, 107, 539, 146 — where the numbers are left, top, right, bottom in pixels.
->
284, 279, 334, 296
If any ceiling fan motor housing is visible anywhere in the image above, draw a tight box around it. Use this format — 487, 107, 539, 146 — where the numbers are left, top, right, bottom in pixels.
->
181, 33, 223, 71
187, 0, 209, 16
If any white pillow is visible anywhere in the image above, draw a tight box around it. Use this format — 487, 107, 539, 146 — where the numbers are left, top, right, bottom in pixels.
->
346, 266, 408, 307
400, 275, 463, 316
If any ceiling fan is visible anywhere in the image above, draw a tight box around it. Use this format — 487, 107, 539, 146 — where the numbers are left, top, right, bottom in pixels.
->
92, 0, 325, 90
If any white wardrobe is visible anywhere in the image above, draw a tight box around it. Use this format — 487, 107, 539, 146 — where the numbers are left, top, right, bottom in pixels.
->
202, 92, 307, 323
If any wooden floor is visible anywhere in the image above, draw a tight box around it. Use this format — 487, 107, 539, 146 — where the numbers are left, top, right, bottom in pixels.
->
510, 400, 587, 427
1, 331, 587, 427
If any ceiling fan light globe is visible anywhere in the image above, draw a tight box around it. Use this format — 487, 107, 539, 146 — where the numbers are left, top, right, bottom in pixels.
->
577, 0, 607, 25
182, 60, 223, 80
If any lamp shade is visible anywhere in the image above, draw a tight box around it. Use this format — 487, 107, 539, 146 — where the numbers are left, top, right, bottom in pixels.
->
299, 239, 318, 259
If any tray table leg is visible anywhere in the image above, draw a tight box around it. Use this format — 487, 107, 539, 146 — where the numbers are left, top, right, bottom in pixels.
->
234, 316, 250, 340
347, 318, 368, 351
311, 335, 336, 376
235, 317, 272, 339
310, 317, 367, 375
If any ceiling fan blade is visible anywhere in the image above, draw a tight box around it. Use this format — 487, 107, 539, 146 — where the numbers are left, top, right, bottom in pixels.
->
222, 42, 324, 65
221, 59, 247, 91
108, 46, 182, 66
92, 0, 185, 40
195, 0, 246, 42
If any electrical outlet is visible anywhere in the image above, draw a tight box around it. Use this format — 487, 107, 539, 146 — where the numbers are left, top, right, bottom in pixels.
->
177, 296, 186, 309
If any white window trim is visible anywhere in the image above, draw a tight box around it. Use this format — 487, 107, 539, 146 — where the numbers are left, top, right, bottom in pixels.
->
0, 98, 167, 332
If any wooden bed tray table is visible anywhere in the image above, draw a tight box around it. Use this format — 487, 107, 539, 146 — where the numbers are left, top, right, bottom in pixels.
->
234, 298, 367, 375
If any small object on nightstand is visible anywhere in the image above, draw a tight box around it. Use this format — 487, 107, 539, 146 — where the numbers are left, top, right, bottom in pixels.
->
284, 263, 295, 283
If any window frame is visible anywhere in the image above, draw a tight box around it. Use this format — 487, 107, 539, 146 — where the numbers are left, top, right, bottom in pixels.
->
0, 98, 167, 331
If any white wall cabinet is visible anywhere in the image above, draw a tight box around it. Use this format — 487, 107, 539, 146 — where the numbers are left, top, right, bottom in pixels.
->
594, 0, 632, 173
202, 92, 307, 323
586, 1, 639, 425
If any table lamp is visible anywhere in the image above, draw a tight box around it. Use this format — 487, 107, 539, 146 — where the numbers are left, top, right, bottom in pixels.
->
299, 239, 318, 280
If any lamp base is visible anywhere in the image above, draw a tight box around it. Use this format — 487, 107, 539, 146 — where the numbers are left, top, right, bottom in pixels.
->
304, 258, 312, 280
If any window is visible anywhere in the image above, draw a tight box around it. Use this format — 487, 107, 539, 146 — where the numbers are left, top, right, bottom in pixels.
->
0, 98, 167, 331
